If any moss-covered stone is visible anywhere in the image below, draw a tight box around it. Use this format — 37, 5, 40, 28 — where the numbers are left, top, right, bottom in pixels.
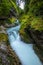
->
8, 17, 16, 24
0, 33, 8, 42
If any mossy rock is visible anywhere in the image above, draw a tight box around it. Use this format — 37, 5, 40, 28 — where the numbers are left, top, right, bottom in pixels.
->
8, 17, 16, 24
0, 33, 8, 42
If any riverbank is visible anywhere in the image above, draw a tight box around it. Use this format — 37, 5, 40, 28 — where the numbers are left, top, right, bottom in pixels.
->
0, 26, 21, 65
0, 34, 21, 65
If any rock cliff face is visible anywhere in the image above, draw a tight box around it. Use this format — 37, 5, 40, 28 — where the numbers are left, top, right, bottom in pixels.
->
25, 29, 43, 44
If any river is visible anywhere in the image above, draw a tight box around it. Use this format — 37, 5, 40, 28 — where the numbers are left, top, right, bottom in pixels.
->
7, 21, 42, 65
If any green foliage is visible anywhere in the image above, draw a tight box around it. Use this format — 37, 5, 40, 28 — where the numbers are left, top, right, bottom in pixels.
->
31, 18, 43, 30
0, 0, 43, 42
10, 0, 18, 13
29, 0, 43, 16
19, 13, 34, 43
8, 17, 16, 24
24, 0, 30, 13
0, 0, 11, 16
10, 0, 24, 16
0, 0, 24, 17
20, 0, 43, 32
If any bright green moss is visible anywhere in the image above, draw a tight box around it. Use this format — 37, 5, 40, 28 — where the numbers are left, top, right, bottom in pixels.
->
0, 33, 8, 42
31, 18, 43, 31
8, 17, 16, 24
